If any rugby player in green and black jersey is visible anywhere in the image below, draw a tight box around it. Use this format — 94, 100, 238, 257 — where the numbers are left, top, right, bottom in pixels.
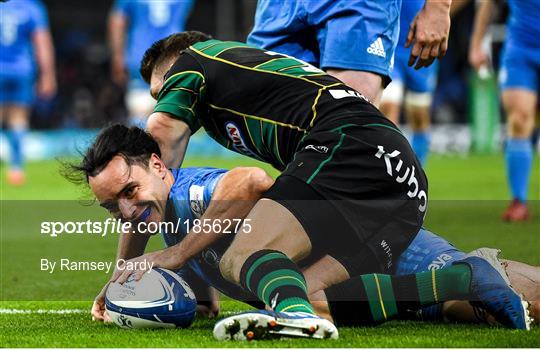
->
110, 32, 531, 339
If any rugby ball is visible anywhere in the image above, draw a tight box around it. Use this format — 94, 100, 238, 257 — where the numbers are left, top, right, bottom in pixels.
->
105, 268, 197, 329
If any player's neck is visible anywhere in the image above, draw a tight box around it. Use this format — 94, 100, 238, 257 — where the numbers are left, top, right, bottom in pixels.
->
164, 169, 175, 189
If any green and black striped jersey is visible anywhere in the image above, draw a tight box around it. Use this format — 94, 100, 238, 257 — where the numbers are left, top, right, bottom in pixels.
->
154, 39, 381, 170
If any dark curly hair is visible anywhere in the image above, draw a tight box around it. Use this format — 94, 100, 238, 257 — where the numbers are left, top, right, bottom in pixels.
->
62, 124, 160, 185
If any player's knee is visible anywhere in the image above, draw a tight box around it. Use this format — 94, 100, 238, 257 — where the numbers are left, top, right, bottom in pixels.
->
248, 168, 274, 193
219, 246, 248, 284
326, 69, 383, 104
508, 110, 534, 137
379, 102, 400, 125
408, 108, 430, 131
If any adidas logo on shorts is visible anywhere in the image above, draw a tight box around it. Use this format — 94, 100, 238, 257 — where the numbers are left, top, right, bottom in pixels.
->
367, 37, 386, 58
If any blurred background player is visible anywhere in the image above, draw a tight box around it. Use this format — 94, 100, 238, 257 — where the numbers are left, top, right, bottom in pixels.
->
380, 0, 438, 166
380, 0, 470, 165
469, 0, 538, 222
0, 0, 56, 185
247, 0, 451, 106
108, 0, 194, 127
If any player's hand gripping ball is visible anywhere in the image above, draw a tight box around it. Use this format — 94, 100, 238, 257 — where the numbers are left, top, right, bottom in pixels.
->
105, 268, 197, 329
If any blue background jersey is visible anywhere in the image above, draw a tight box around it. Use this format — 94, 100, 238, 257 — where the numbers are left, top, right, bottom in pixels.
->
247, 0, 401, 84
397, 0, 424, 47
0, 0, 49, 78
112, 0, 194, 76
506, 0, 540, 48
499, 0, 540, 92
391, 0, 438, 94
163, 167, 257, 303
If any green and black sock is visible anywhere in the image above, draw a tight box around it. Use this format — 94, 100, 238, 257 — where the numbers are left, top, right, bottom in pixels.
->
325, 264, 472, 326
240, 249, 315, 314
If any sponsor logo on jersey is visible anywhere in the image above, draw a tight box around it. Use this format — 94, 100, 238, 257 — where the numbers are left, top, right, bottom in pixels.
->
189, 185, 205, 218
380, 239, 393, 270
374, 145, 428, 213
329, 89, 369, 102
428, 253, 454, 270
225, 122, 258, 158
367, 37, 386, 58
304, 144, 329, 153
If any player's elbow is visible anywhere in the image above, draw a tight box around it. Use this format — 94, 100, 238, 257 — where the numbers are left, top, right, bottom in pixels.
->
228, 167, 274, 198
245, 167, 274, 193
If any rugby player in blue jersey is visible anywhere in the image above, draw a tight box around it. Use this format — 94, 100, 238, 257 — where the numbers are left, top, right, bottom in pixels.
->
380, 0, 439, 165
108, 0, 193, 126
64, 125, 536, 339
0, 0, 56, 185
469, 0, 538, 222
247, 0, 451, 106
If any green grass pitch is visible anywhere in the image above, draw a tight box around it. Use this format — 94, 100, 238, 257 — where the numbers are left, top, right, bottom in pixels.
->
1, 154, 539, 347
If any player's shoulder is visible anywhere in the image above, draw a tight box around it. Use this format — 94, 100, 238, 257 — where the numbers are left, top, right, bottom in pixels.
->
188, 39, 267, 63
170, 167, 228, 197
169, 167, 228, 218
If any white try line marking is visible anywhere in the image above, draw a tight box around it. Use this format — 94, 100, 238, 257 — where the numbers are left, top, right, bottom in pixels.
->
0, 308, 86, 315
0, 309, 239, 316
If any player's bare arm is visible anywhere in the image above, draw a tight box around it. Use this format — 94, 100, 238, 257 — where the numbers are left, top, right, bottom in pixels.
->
146, 112, 191, 169
406, 0, 451, 69
32, 29, 57, 99
108, 10, 128, 86
468, 0, 495, 71
91, 231, 150, 322
111, 166, 274, 283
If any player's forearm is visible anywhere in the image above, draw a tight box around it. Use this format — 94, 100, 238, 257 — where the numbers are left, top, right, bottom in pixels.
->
470, 0, 495, 48
33, 30, 56, 80
163, 168, 274, 268
147, 112, 191, 168
108, 14, 126, 61
114, 232, 150, 267
424, 0, 451, 11
166, 195, 258, 268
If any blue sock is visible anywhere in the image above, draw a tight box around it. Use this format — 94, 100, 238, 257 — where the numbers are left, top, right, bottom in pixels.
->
7, 127, 27, 170
412, 131, 430, 166
505, 138, 533, 202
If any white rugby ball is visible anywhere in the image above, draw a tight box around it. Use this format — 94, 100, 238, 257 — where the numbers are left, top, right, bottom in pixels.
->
105, 268, 197, 329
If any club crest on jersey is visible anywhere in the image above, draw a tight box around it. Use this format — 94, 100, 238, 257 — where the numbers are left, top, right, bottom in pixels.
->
225, 122, 257, 157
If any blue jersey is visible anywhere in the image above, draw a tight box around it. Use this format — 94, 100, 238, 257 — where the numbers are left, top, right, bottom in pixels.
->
0, 0, 49, 78
112, 0, 194, 74
398, 0, 424, 47
163, 167, 256, 303
507, 0, 540, 48
390, 0, 438, 94
248, 0, 401, 84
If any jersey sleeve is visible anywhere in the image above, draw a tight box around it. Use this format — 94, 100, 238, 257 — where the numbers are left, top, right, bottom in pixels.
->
186, 168, 227, 218
169, 167, 227, 220
30, 1, 50, 32
154, 54, 206, 134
